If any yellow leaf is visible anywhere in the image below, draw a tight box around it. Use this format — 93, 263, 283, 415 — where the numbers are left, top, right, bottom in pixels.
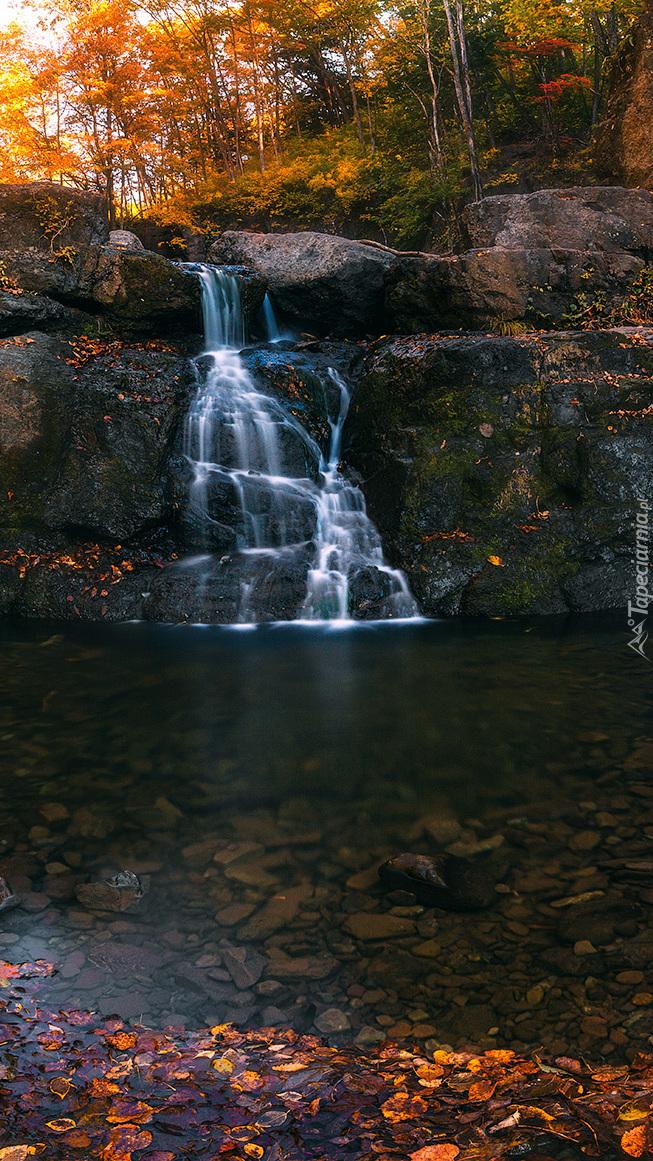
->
45, 1119, 76, 1132
0, 1149, 46, 1161
244, 1146, 264, 1159
487, 555, 504, 567
212, 1057, 234, 1075
619, 1099, 651, 1122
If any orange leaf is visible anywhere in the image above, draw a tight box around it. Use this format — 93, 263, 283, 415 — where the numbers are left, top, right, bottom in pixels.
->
410, 1146, 459, 1161
487, 555, 504, 567
415, 1063, 445, 1088
621, 1125, 651, 1157
469, 1078, 497, 1101
381, 1090, 428, 1122
100, 1126, 153, 1161
106, 1099, 153, 1125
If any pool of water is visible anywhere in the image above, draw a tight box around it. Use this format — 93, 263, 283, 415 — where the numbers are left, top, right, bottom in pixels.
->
0, 613, 651, 1065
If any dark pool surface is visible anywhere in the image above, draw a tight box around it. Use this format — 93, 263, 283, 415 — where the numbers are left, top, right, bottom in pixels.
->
0, 612, 652, 1064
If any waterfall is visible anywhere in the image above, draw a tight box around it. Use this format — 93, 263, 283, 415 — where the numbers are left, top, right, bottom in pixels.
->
260, 293, 282, 342
301, 368, 418, 620
183, 264, 418, 622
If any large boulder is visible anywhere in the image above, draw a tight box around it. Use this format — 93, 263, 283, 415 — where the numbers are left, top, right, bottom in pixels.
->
0, 182, 108, 250
207, 231, 394, 338
108, 229, 144, 249
460, 187, 653, 254
595, 4, 653, 188
385, 247, 643, 332
346, 328, 653, 616
0, 331, 193, 541
1, 241, 201, 335
0, 182, 201, 336
78, 244, 200, 333
387, 186, 653, 333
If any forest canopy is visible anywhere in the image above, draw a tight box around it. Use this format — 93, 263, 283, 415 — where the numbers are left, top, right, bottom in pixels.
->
0, 0, 643, 246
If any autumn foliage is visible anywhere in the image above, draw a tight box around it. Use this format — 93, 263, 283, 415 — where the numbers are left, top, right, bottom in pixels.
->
0, 1, 643, 245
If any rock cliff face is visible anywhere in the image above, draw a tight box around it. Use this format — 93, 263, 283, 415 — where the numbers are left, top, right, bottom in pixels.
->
0, 332, 194, 542
386, 188, 653, 332
347, 329, 653, 616
0, 181, 650, 621
595, 3, 653, 188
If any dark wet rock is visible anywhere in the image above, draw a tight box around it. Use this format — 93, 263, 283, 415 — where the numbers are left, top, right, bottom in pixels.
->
0, 290, 75, 337
143, 548, 311, 623
75, 870, 149, 913
378, 853, 495, 911
460, 187, 653, 254
347, 328, 653, 616
0, 876, 20, 912
556, 897, 643, 946
0, 564, 22, 615
11, 562, 157, 622
314, 1007, 350, 1033
241, 341, 361, 453
348, 566, 402, 620
222, 945, 266, 989
0, 332, 193, 542
208, 231, 394, 338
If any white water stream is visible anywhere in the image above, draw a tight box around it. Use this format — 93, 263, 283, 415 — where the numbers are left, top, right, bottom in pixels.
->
183, 264, 418, 622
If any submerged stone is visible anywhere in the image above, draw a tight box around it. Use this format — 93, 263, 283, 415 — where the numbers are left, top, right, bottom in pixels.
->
378, 853, 494, 912
0, 876, 20, 912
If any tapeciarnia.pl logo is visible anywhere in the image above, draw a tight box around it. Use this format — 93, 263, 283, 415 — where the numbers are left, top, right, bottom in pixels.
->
627, 498, 650, 661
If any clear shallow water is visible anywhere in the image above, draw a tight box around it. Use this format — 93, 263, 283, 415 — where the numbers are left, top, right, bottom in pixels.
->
0, 613, 652, 1064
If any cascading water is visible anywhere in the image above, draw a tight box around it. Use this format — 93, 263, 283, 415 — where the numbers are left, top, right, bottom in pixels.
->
182, 263, 418, 622
260, 293, 282, 342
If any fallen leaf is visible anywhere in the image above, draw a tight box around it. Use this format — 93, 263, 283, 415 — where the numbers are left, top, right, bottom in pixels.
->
45, 1119, 77, 1133
49, 1077, 72, 1099
622, 1124, 653, 1157
381, 1090, 428, 1121
0, 1151, 44, 1161
410, 1147, 459, 1161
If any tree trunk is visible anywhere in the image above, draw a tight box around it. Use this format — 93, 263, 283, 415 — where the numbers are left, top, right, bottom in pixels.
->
442, 0, 483, 200
341, 37, 366, 150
